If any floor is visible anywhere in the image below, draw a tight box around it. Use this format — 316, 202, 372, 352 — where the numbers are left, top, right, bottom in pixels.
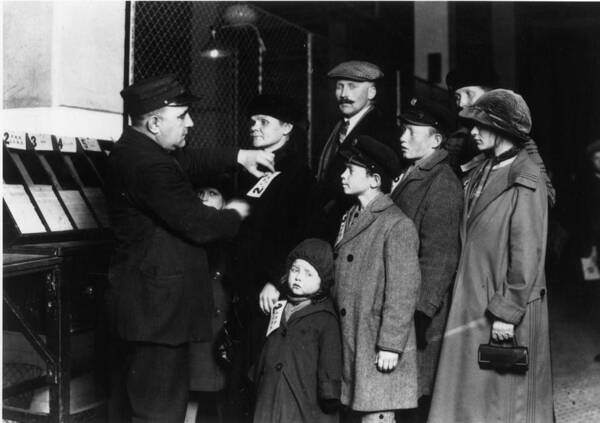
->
549, 277, 600, 422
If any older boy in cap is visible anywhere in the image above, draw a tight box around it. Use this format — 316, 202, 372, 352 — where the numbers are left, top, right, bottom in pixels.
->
107, 74, 275, 422
445, 67, 556, 206
307, 60, 397, 243
333, 135, 421, 422
392, 98, 463, 422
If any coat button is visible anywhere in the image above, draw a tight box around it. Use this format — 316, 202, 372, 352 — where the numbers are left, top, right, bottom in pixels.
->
275, 363, 283, 371
347, 254, 353, 262
340, 308, 346, 316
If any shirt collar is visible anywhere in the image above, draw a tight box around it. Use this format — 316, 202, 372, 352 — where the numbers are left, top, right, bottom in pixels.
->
344, 104, 373, 134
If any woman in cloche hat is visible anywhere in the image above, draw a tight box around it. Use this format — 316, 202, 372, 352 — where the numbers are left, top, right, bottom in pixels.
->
428, 89, 553, 423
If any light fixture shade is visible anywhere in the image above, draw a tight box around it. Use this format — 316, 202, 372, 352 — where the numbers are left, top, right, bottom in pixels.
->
200, 27, 233, 59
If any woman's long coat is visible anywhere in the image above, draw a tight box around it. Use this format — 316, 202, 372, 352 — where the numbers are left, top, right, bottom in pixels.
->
333, 194, 421, 411
428, 150, 553, 423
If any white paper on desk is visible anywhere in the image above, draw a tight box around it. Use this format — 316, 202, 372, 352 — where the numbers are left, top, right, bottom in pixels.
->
82, 187, 110, 227
30, 185, 73, 231
58, 190, 98, 229
4, 131, 27, 150
3, 184, 47, 233
266, 300, 288, 337
78, 137, 101, 152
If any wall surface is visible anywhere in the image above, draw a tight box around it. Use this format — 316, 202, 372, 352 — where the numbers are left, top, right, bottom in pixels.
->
414, 2, 449, 86
2, 1, 126, 139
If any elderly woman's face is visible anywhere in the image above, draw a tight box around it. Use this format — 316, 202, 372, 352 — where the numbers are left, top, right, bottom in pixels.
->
471, 126, 497, 151
250, 114, 292, 152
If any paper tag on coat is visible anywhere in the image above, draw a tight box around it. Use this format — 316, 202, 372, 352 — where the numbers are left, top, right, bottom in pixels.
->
581, 246, 600, 281
246, 172, 281, 198
266, 300, 287, 337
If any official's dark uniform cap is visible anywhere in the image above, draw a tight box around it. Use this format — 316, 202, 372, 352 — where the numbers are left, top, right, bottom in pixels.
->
400, 97, 454, 135
247, 94, 301, 125
340, 135, 400, 178
121, 74, 200, 116
327, 61, 384, 82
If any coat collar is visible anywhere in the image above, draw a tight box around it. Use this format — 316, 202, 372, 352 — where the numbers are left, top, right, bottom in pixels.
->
283, 297, 337, 326
118, 126, 170, 156
466, 148, 540, 223
335, 193, 395, 249
391, 149, 448, 198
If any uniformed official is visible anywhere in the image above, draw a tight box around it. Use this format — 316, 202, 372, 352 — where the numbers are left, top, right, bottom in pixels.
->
106, 75, 275, 423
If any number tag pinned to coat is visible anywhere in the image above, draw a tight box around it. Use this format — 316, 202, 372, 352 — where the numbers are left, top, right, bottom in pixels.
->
266, 300, 287, 337
246, 172, 281, 198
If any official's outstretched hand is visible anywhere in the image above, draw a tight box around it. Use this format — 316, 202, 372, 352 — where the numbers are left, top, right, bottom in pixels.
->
238, 149, 275, 178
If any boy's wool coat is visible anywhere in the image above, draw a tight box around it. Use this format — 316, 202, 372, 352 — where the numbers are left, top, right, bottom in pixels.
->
333, 194, 421, 411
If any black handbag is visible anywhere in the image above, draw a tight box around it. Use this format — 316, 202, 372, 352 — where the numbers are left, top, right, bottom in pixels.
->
478, 335, 529, 374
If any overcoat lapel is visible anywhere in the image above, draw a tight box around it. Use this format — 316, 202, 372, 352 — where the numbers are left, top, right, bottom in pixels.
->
335, 194, 392, 248
390, 150, 447, 200
316, 120, 344, 180
466, 150, 534, 226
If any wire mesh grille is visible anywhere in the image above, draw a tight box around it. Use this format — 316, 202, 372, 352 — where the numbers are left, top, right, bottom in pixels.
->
132, 2, 311, 151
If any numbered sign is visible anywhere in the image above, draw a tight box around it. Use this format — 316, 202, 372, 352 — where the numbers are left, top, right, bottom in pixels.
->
78, 137, 101, 152
3, 131, 27, 150
55, 136, 77, 153
29, 133, 54, 151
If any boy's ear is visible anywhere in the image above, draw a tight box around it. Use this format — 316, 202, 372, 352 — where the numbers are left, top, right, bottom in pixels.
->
369, 172, 382, 189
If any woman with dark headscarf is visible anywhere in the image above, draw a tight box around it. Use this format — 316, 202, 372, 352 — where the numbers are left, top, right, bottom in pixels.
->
428, 89, 553, 422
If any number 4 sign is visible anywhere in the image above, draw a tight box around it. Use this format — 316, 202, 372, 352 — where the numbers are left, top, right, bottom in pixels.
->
55, 136, 77, 152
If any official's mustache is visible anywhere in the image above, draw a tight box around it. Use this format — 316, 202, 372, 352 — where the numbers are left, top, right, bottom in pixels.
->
338, 99, 353, 105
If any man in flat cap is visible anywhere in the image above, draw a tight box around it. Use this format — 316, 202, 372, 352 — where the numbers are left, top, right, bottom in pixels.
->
307, 60, 397, 243
445, 67, 556, 206
333, 135, 421, 422
391, 98, 463, 422
106, 74, 275, 422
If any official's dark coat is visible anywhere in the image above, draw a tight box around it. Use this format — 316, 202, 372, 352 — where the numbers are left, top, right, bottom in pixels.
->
253, 298, 342, 423
106, 127, 241, 345
307, 107, 398, 243
390, 149, 463, 397
333, 194, 421, 411
428, 150, 553, 423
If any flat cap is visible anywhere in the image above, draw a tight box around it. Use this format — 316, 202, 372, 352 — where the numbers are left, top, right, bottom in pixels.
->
247, 94, 301, 124
400, 97, 455, 135
340, 135, 400, 178
327, 61, 383, 82
121, 74, 200, 116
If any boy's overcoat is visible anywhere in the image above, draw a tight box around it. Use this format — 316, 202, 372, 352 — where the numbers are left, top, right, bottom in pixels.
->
390, 149, 463, 397
333, 194, 421, 411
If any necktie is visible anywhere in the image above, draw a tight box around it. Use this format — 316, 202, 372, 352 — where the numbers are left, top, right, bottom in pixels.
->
339, 120, 350, 143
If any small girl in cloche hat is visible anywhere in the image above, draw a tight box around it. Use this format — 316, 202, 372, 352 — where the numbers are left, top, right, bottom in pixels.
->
253, 238, 341, 423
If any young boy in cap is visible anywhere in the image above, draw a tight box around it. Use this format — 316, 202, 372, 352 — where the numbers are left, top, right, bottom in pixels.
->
333, 135, 421, 422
